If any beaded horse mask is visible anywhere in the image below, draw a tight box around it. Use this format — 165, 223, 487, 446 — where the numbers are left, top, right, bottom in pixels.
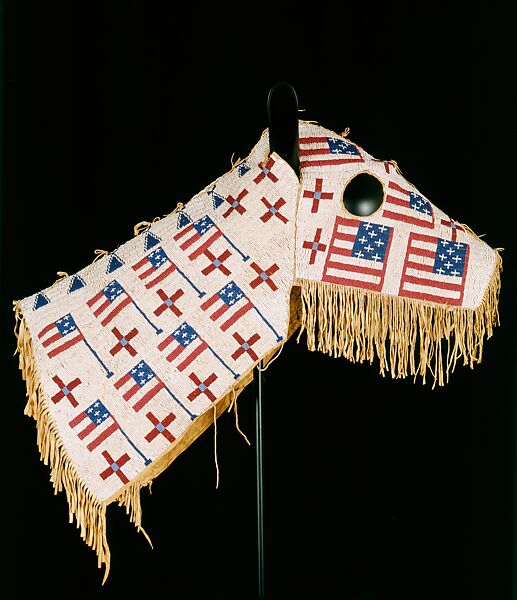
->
14, 119, 502, 580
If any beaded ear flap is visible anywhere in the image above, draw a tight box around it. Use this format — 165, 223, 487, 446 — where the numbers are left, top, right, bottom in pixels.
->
13, 84, 502, 581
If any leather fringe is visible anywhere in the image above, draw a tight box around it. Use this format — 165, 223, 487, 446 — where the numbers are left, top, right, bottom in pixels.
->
13, 301, 112, 583
297, 251, 502, 388
11, 295, 299, 582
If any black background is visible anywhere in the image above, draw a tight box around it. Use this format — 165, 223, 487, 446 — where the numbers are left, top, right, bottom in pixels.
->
2, 2, 516, 599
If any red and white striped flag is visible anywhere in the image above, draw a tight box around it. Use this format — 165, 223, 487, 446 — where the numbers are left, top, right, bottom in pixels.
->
322, 216, 393, 292
200, 281, 253, 332
299, 136, 363, 168
173, 216, 222, 260
132, 247, 176, 289
68, 400, 119, 452
157, 322, 208, 370
38, 314, 84, 358
399, 233, 469, 305
382, 181, 434, 229
87, 280, 132, 326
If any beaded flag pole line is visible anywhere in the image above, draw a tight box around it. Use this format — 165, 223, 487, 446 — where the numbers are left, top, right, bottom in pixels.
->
13, 121, 502, 581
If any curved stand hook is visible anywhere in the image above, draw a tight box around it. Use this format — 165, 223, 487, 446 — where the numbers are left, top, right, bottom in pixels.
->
267, 81, 300, 177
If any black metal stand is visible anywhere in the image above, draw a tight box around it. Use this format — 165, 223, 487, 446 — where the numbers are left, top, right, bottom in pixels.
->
254, 364, 265, 599
254, 82, 300, 600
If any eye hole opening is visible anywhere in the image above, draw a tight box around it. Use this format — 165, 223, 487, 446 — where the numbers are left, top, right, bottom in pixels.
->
342, 173, 384, 217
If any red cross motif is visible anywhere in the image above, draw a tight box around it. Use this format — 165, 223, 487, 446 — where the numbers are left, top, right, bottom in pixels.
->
51, 375, 81, 407
110, 327, 138, 357
440, 218, 464, 242
223, 188, 248, 218
249, 262, 279, 291
254, 157, 279, 184
260, 197, 288, 224
99, 451, 130, 484
187, 372, 218, 403
303, 178, 334, 213
302, 228, 327, 265
154, 289, 184, 317
145, 411, 176, 443
201, 249, 232, 276
231, 332, 260, 361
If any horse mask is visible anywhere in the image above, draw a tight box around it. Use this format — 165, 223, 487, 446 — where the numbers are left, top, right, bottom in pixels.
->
13, 115, 502, 580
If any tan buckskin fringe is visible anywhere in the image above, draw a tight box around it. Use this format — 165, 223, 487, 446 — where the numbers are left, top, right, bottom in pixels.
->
14, 301, 112, 582
12, 285, 303, 583
297, 251, 502, 388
